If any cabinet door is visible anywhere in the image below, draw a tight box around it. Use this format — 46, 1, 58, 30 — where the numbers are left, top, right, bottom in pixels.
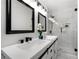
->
54, 40, 58, 51
47, 45, 54, 59
54, 40, 58, 59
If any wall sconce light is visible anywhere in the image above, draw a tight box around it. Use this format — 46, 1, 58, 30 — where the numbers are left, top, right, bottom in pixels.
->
37, 0, 48, 13
48, 18, 56, 23
37, 1, 41, 6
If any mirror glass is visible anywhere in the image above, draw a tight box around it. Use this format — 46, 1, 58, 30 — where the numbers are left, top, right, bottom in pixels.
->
38, 12, 46, 32
6, 0, 35, 34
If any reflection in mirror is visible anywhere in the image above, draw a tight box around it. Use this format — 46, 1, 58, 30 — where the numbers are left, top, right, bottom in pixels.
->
48, 20, 53, 34
38, 12, 46, 32
6, 0, 35, 34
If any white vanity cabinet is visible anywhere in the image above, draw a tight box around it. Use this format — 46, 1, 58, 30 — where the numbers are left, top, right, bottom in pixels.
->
1, 36, 58, 59
47, 46, 54, 59
36, 38, 58, 59
54, 38, 58, 59
47, 39, 58, 59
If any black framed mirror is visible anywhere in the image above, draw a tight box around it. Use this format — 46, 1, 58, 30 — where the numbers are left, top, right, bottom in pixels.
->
6, 0, 35, 34
38, 12, 46, 32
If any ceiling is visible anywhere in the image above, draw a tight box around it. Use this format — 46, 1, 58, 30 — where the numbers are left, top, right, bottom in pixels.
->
38, 0, 77, 16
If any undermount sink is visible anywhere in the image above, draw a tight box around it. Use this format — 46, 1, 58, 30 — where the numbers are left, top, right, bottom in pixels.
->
17, 36, 57, 49
17, 38, 49, 49
12, 36, 57, 51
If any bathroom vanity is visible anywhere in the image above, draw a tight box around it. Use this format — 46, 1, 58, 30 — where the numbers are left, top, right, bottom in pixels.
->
1, 36, 58, 59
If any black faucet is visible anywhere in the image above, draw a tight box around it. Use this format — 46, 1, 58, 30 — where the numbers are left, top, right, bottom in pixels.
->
25, 37, 32, 42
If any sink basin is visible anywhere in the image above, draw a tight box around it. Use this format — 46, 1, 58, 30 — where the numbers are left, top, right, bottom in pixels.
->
17, 38, 49, 50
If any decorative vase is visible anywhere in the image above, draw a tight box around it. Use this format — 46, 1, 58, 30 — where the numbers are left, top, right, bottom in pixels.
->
38, 30, 43, 39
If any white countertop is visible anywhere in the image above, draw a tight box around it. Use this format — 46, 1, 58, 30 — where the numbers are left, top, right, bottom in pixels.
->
2, 36, 57, 59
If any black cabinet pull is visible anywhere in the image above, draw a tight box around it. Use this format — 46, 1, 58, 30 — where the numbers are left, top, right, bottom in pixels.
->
50, 49, 52, 53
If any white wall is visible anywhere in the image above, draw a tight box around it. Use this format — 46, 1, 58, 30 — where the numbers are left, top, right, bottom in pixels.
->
1, 0, 48, 48
53, 1, 77, 50
43, 0, 77, 50
52, 6, 77, 50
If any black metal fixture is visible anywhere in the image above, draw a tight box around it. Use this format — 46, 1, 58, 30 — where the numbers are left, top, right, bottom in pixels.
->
25, 37, 32, 42
74, 8, 77, 11
19, 39, 24, 43
74, 48, 77, 52
65, 24, 69, 27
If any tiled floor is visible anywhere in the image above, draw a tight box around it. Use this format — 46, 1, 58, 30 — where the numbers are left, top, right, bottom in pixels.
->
56, 47, 77, 59
57, 53, 77, 59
